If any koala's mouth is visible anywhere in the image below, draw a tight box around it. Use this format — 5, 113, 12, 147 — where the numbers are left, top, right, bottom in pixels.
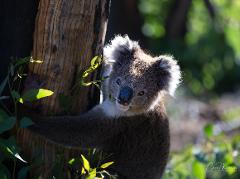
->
109, 93, 130, 111
116, 101, 130, 111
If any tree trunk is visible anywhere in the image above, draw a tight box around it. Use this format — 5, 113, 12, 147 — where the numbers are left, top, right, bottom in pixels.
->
17, 0, 110, 177
165, 0, 192, 39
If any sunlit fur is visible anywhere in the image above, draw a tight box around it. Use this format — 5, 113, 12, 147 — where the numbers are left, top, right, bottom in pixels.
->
101, 35, 181, 117
31, 35, 181, 179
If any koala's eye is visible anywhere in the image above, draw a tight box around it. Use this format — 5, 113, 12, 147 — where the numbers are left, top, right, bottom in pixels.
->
116, 78, 121, 85
137, 91, 145, 96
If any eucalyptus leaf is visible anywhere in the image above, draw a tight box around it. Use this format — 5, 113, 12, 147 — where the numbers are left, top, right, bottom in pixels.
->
225, 164, 237, 175
11, 90, 21, 100
192, 160, 206, 179
14, 57, 30, 67
21, 89, 54, 102
91, 56, 102, 67
0, 116, 16, 134
81, 154, 90, 172
20, 117, 34, 128
100, 161, 114, 169
86, 168, 96, 179
0, 136, 27, 163
29, 57, 43, 63
12, 152, 27, 163
81, 167, 86, 175
68, 158, 75, 165
80, 56, 103, 87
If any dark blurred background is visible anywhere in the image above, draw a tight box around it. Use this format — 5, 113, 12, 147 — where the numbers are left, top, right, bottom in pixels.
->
106, 0, 240, 97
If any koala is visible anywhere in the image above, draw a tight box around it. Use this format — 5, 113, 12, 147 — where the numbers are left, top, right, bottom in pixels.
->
31, 35, 181, 179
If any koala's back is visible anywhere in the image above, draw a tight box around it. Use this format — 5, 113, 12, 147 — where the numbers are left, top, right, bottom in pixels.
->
104, 105, 170, 179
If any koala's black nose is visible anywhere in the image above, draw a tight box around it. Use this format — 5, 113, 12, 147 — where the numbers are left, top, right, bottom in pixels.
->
118, 86, 133, 106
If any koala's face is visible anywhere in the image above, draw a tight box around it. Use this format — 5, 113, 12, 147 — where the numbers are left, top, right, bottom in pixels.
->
104, 35, 181, 115
109, 62, 161, 114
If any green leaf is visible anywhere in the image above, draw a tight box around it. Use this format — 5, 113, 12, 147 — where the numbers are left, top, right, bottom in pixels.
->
20, 117, 34, 128
0, 76, 8, 96
81, 167, 86, 175
81, 154, 90, 172
86, 168, 96, 179
192, 160, 206, 179
14, 57, 30, 67
13, 152, 27, 163
0, 136, 27, 163
21, 89, 54, 102
68, 158, 75, 165
0, 115, 16, 134
11, 90, 21, 100
19, 98, 24, 104
224, 152, 233, 165
204, 123, 214, 138
80, 56, 103, 87
100, 161, 114, 169
225, 164, 237, 175
29, 57, 43, 64
91, 56, 102, 69
18, 166, 29, 179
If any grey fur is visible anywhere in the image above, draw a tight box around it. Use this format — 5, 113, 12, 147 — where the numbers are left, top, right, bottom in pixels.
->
30, 35, 181, 179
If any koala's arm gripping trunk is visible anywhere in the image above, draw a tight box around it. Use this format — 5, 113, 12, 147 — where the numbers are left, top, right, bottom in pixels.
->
30, 107, 120, 148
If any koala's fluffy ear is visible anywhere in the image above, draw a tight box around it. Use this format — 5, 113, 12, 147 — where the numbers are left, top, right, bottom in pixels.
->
153, 55, 181, 96
103, 35, 139, 64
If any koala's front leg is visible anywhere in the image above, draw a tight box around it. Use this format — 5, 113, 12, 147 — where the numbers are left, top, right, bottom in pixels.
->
29, 107, 121, 149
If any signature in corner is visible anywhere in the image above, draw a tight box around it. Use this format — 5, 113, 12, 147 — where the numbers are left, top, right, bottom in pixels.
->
206, 161, 239, 173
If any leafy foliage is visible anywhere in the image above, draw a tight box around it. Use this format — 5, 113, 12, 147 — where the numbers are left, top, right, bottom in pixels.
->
0, 57, 54, 178
0, 57, 116, 179
66, 150, 117, 179
163, 123, 240, 179
80, 56, 104, 89
139, 0, 240, 96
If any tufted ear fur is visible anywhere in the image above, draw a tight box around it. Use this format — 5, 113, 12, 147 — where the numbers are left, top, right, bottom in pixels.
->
152, 55, 181, 96
101, 35, 139, 102
103, 35, 139, 64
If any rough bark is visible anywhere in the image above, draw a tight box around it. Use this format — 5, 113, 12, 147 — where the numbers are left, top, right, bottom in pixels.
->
17, 0, 110, 177
29, 0, 110, 114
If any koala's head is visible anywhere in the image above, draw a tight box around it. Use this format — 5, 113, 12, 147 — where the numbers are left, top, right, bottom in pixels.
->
103, 35, 181, 115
